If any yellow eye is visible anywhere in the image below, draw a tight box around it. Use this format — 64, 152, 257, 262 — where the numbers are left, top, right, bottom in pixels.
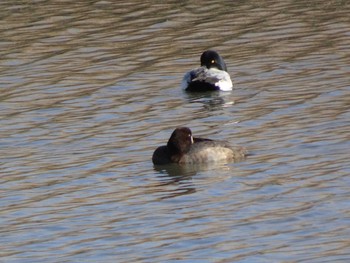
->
211, 60, 215, 63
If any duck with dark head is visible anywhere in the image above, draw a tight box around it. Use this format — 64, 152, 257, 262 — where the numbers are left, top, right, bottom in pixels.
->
152, 127, 246, 165
181, 50, 233, 92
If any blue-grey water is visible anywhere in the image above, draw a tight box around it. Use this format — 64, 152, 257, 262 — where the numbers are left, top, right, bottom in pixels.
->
1, 1, 350, 262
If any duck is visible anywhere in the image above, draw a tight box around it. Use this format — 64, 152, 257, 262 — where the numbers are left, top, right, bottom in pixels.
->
152, 127, 246, 165
181, 50, 233, 92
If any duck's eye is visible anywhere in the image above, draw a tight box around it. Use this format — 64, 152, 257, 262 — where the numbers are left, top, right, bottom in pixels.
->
211, 59, 215, 64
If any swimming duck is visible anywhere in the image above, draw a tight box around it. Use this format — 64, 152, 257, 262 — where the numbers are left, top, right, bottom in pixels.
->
152, 127, 246, 165
181, 50, 233, 92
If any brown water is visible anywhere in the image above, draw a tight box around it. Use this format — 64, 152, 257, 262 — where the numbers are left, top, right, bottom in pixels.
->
1, 0, 350, 262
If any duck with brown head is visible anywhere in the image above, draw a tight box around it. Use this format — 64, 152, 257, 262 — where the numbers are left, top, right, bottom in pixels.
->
152, 127, 246, 165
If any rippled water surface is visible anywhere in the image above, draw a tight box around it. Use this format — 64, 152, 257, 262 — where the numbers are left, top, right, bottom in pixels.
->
1, 0, 350, 262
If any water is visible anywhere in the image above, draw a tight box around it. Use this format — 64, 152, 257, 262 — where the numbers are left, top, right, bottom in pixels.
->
1, 0, 350, 262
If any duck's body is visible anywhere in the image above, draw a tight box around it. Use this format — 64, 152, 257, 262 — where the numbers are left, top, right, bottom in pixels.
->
181, 50, 233, 92
152, 127, 246, 165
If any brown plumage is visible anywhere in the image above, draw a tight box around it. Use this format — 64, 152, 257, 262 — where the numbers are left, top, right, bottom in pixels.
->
152, 127, 247, 165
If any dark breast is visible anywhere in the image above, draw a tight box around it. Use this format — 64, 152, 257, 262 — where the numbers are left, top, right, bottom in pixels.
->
152, 146, 171, 165
186, 81, 220, 92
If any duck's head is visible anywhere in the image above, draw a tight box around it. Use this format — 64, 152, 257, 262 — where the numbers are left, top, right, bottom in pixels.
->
200, 50, 227, 71
167, 127, 194, 154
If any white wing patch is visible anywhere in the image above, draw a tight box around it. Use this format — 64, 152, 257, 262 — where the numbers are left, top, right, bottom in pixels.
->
181, 67, 233, 91
209, 68, 233, 91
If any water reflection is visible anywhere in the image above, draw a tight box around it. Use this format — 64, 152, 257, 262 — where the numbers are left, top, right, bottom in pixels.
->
154, 166, 197, 199
184, 91, 235, 111
153, 162, 240, 201
154, 160, 236, 177
154, 163, 198, 177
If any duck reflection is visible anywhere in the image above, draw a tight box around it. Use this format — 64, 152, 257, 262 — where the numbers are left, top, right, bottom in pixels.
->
153, 164, 196, 199
184, 91, 235, 111
154, 163, 201, 177
153, 162, 234, 199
